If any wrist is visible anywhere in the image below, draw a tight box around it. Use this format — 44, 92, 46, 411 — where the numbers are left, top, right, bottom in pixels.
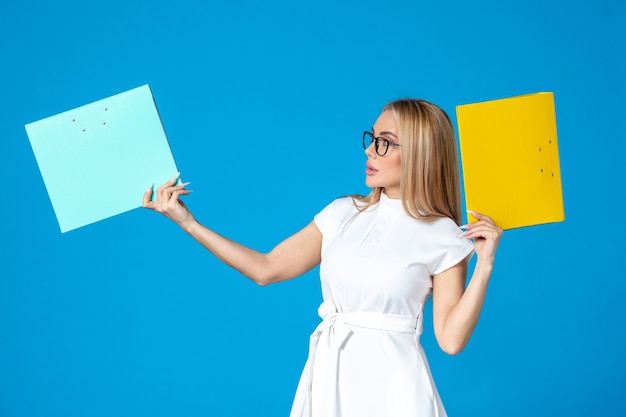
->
475, 257, 495, 273
178, 216, 199, 234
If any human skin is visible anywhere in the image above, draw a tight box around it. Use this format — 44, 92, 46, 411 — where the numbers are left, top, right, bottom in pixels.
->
364, 110, 402, 198
143, 110, 503, 355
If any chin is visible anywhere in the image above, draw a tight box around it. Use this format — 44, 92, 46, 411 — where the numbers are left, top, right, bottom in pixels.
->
365, 178, 379, 189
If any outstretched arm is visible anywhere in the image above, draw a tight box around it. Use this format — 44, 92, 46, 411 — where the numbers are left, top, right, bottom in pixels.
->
431, 211, 503, 355
143, 175, 322, 286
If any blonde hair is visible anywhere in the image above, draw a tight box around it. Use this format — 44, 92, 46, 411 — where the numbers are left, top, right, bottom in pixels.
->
354, 99, 462, 225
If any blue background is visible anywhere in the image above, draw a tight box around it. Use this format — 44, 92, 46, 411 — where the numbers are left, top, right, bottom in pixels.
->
1, 0, 624, 416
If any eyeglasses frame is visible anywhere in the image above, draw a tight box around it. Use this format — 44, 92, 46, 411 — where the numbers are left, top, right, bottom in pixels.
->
362, 131, 401, 156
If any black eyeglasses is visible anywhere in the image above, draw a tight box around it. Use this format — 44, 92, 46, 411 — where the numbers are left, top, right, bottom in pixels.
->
362, 131, 401, 156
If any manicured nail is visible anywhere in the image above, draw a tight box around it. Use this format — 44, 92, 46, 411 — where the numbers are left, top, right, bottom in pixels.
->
171, 172, 180, 181
146, 184, 153, 192
459, 224, 468, 229
467, 210, 478, 218
181, 182, 191, 187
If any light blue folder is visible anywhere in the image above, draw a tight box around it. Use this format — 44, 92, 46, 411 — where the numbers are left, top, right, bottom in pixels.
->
25, 85, 179, 233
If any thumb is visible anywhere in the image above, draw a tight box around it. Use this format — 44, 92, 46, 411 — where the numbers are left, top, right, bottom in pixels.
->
142, 184, 155, 208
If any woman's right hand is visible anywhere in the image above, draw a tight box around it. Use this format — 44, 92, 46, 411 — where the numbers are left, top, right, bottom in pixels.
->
142, 173, 194, 228
142, 172, 322, 285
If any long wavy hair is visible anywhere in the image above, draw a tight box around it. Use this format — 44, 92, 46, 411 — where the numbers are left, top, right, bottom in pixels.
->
354, 99, 462, 225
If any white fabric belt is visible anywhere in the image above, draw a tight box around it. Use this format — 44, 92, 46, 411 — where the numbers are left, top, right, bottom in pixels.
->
291, 299, 423, 417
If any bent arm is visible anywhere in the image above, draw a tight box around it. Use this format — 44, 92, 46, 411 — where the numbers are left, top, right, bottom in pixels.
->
432, 211, 502, 355
432, 258, 491, 355
143, 176, 322, 286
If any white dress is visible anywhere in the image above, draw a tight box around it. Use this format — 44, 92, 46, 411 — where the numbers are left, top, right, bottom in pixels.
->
289, 193, 474, 417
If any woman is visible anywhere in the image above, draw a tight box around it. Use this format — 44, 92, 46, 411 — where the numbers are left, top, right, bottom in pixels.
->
143, 99, 502, 417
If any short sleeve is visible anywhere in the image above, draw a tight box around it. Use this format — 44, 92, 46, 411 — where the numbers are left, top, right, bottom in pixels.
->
313, 200, 334, 236
429, 219, 475, 275
313, 197, 356, 255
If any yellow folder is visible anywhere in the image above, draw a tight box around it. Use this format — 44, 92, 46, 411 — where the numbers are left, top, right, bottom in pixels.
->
456, 92, 564, 230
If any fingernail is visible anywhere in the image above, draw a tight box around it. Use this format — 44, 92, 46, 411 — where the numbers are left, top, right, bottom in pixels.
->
171, 172, 180, 181
181, 182, 191, 187
146, 184, 153, 192
459, 224, 468, 229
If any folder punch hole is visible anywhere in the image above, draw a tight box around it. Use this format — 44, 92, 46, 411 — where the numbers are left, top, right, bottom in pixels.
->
25, 84, 180, 233
456, 92, 564, 230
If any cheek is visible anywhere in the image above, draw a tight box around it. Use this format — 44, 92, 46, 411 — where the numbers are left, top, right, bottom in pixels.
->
390, 155, 402, 176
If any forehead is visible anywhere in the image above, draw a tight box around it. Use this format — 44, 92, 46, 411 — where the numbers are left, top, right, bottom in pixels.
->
373, 110, 398, 134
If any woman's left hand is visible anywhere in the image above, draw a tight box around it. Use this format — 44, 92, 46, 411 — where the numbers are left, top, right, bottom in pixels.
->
461, 211, 503, 263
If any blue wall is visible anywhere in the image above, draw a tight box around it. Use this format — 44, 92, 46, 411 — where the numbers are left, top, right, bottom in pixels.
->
1, 0, 624, 416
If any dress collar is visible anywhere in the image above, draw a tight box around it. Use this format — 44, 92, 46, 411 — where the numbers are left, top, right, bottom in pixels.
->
379, 191, 403, 212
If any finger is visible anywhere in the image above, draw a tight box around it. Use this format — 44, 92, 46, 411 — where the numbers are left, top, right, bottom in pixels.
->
170, 188, 192, 200
466, 210, 494, 223
463, 231, 498, 241
142, 185, 155, 208
462, 219, 486, 232
463, 219, 500, 232
158, 183, 179, 202
172, 182, 191, 192
167, 172, 181, 184
463, 224, 502, 240
156, 173, 181, 194
162, 183, 191, 203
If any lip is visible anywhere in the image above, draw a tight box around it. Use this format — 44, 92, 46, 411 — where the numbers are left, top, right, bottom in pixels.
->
365, 162, 378, 175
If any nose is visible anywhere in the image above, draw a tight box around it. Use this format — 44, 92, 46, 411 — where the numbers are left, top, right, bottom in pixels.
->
365, 140, 377, 158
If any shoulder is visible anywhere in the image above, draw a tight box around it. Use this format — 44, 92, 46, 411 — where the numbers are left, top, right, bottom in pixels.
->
421, 217, 474, 275
316, 196, 358, 220
329, 195, 355, 205
314, 196, 359, 235
428, 216, 463, 233
397, 214, 470, 251
415, 216, 465, 243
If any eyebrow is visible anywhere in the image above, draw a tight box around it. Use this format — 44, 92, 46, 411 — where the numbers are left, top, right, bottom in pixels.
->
372, 127, 399, 139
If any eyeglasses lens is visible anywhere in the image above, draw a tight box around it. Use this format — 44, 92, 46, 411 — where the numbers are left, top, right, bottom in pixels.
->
362, 132, 388, 156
